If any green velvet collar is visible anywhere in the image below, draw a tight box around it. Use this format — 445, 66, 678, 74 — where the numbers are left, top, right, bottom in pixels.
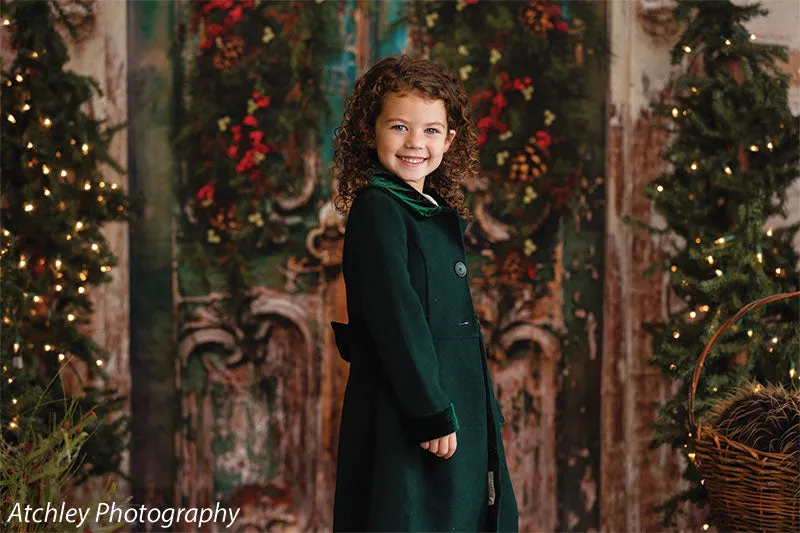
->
367, 170, 445, 218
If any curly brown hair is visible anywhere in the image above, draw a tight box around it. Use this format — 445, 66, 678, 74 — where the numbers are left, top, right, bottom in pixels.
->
331, 54, 479, 220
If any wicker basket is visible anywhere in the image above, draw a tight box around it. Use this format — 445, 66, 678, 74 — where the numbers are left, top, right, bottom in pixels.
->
689, 290, 800, 532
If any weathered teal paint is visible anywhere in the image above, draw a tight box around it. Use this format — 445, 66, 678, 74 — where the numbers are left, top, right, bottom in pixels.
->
319, 0, 358, 191
128, 0, 178, 524
376, 0, 408, 58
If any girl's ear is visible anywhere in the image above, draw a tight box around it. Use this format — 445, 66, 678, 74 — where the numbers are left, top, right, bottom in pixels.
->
443, 129, 456, 152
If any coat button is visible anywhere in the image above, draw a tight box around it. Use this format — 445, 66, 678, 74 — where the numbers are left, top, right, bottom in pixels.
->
454, 261, 467, 277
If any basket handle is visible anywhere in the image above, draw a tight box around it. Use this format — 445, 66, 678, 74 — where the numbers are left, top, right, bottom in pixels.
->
688, 290, 800, 430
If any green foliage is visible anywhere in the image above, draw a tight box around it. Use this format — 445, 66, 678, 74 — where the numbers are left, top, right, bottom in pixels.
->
0, 387, 129, 533
0, 0, 135, 482
638, 0, 800, 525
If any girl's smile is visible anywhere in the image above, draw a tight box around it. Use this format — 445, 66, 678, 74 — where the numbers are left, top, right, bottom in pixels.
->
373, 92, 456, 193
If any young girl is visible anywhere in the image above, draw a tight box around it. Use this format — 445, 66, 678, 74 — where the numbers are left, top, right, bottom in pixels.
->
330, 54, 518, 533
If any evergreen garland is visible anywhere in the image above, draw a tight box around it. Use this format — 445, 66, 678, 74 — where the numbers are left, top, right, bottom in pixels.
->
637, 0, 800, 525
0, 0, 135, 483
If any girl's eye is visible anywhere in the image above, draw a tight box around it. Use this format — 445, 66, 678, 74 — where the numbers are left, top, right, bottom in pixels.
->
425, 128, 440, 134
391, 124, 407, 132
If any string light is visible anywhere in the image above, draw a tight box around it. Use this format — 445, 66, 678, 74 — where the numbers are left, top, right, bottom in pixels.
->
97, 195, 104, 202
8, 421, 17, 429
673, 331, 681, 339
656, 185, 664, 192
33, 295, 41, 303
79, 272, 87, 281
712, 387, 718, 392
111, 183, 118, 190
715, 269, 723, 277
11, 398, 17, 405
58, 353, 65, 362
775, 268, 782, 275
55, 259, 62, 268
60, 170, 67, 177
749, 144, 759, 152
771, 337, 779, 344
44, 188, 51, 196
725, 39, 731, 46
22, 103, 30, 111
95, 359, 103, 367
671, 108, 679, 118
689, 311, 697, 319
2, 19, 9, 26
715, 237, 726, 244
42, 164, 50, 175
683, 45, 692, 53
14, 74, 22, 82
750, 34, 757, 41
78, 287, 85, 294
724, 166, 732, 175
695, 238, 701, 244
19, 256, 26, 268
690, 162, 698, 171
82, 143, 89, 154
44, 344, 52, 351
26, 142, 32, 149
100, 266, 110, 273
13, 342, 20, 352
84, 181, 91, 191
669, 364, 677, 370
753, 384, 762, 393
55, 284, 62, 292
31, 52, 38, 58
7, 114, 16, 123
42, 118, 52, 127
747, 330, 753, 337
75, 221, 84, 230
703, 524, 710, 531
756, 251, 763, 263
67, 314, 75, 322
688, 452, 696, 460
791, 369, 796, 379
766, 228, 773, 237
91, 243, 99, 252
767, 142, 773, 151
99, 181, 106, 188
671, 265, 678, 272
706, 255, 714, 264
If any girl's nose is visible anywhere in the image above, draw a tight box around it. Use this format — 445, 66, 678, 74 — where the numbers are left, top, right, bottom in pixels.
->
404, 132, 423, 149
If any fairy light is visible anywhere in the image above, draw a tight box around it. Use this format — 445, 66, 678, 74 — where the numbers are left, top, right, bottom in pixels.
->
99, 181, 106, 188
32, 295, 40, 303
669, 364, 677, 371
55, 284, 62, 292
11, 398, 17, 405
44, 344, 52, 351
756, 251, 763, 263
91, 243, 99, 252
42, 164, 50, 175
26, 142, 33, 149
8, 421, 17, 429
79, 272, 87, 281
689, 311, 697, 319
78, 287, 85, 294
42, 118, 52, 127
724, 166, 732, 175
753, 384, 762, 393
715, 269, 723, 277
13, 342, 19, 352
695, 238, 701, 244
2, 19, 9, 26
75, 221, 83, 230
683, 45, 692, 53
775, 268, 782, 275
60, 170, 67, 178
44, 188, 51, 196
31, 52, 38, 58
95, 359, 103, 367
707, 255, 714, 264
22, 103, 30, 111
19, 256, 26, 268
100, 266, 110, 273
766, 228, 773, 237
111, 183, 118, 190
712, 387, 718, 392
771, 337, 779, 344
55, 259, 62, 268
84, 181, 91, 191
58, 353, 65, 362
688, 452, 696, 460
703, 524, 709, 531
671, 265, 678, 272
671, 108, 679, 118
673, 331, 681, 339
657, 185, 664, 192
747, 330, 753, 337
715, 237, 726, 245
790, 369, 796, 378
67, 314, 75, 322
690, 162, 698, 171
750, 33, 757, 41
749, 144, 759, 152
725, 39, 731, 46
82, 143, 89, 154
767, 142, 773, 150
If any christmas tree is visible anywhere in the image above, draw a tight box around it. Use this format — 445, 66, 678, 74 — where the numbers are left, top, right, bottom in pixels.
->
1, 0, 135, 482
639, 0, 800, 525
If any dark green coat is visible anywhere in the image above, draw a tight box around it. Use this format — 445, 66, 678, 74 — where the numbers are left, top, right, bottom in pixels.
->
332, 171, 519, 532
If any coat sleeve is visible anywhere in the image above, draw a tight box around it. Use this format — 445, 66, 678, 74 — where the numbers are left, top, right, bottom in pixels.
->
345, 189, 460, 443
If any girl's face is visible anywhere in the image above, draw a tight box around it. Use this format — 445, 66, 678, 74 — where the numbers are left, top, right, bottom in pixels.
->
372, 92, 456, 193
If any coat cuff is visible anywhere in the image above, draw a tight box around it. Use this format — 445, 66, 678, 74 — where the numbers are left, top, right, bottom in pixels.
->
404, 403, 460, 443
